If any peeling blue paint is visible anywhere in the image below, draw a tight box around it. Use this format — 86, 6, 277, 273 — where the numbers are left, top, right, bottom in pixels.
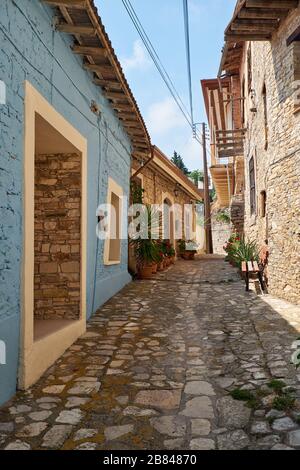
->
0, 0, 132, 405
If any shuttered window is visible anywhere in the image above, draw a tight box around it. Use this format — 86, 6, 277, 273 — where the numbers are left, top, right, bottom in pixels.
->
249, 157, 256, 216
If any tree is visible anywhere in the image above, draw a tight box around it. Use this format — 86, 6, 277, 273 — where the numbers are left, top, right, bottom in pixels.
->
189, 170, 204, 187
171, 151, 189, 175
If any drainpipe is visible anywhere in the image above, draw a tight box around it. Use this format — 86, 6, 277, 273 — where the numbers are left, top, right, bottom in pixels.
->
131, 145, 154, 181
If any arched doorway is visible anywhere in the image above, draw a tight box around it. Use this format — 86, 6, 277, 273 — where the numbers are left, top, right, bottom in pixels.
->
162, 196, 175, 250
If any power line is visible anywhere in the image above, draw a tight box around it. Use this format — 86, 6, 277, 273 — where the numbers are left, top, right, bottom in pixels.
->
123, 0, 191, 122
183, 0, 194, 126
121, 0, 205, 146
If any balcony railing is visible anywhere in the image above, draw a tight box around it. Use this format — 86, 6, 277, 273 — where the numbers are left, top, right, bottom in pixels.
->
215, 128, 246, 159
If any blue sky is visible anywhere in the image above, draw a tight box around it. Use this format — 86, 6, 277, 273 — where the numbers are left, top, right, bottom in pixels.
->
97, 0, 236, 170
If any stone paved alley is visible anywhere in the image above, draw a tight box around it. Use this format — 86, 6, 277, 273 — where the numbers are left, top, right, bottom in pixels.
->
1, 257, 300, 451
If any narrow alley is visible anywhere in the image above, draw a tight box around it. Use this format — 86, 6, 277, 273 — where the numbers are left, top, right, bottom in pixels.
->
1, 258, 300, 451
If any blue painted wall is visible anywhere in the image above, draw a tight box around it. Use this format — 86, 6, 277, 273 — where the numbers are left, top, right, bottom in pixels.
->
0, 0, 132, 405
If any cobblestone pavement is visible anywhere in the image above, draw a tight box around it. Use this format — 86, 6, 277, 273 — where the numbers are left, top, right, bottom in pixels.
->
1, 257, 300, 450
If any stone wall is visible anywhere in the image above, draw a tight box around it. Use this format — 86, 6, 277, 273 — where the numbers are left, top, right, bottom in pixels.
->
130, 159, 205, 271
230, 194, 244, 236
34, 153, 81, 320
211, 221, 231, 255
242, 7, 300, 303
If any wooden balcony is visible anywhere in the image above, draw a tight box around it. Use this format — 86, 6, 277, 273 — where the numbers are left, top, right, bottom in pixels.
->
215, 129, 246, 159
225, 0, 300, 42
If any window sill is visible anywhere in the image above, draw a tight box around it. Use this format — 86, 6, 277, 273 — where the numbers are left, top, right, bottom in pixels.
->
104, 260, 121, 266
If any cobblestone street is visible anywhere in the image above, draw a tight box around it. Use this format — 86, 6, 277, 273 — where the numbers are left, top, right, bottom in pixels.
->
1, 257, 300, 450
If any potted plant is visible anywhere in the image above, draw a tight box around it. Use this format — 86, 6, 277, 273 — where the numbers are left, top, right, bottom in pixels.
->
129, 205, 161, 279
135, 238, 158, 279
169, 247, 176, 264
155, 243, 165, 271
178, 239, 186, 258
178, 239, 198, 260
186, 240, 198, 260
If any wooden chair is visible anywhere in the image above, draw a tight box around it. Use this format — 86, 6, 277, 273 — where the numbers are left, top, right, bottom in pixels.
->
241, 260, 265, 292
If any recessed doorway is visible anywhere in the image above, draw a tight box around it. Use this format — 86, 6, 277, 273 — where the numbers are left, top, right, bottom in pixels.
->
20, 82, 87, 389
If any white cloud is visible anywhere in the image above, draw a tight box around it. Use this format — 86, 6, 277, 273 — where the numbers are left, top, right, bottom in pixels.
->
121, 39, 152, 73
146, 97, 186, 135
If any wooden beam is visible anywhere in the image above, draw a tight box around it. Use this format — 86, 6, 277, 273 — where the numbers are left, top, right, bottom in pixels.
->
123, 122, 141, 129
246, 0, 298, 8
231, 19, 278, 32
72, 45, 107, 57
105, 91, 127, 100
112, 103, 133, 111
85, 1, 150, 147
238, 8, 289, 19
118, 113, 139, 121
216, 129, 247, 134
287, 25, 300, 45
124, 129, 145, 136
93, 78, 122, 89
83, 63, 114, 74
43, 0, 87, 7
226, 32, 272, 41
56, 23, 96, 36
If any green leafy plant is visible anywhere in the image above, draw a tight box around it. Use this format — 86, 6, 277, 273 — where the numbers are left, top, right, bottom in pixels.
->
130, 180, 144, 204
129, 204, 161, 268
267, 379, 286, 392
272, 395, 295, 411
216, 209, 231, 224
178, 239, 186, 253
224, 235, 259, 269
230, 388, 255, 402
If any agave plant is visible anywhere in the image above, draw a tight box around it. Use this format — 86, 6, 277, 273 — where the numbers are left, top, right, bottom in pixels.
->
129, 204, 161, 267
230, 238, 259, 269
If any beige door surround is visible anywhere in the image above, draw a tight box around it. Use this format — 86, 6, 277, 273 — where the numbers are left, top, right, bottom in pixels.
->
19, 81, 87, 389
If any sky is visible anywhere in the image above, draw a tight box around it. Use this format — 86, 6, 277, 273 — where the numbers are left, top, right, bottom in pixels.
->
97, 0, 236, 171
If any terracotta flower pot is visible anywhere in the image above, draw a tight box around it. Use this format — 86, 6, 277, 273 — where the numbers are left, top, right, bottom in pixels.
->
152, 263, 158, 274
183, 252, 190, 260
165, 257, 171, 267
170, 256, 175, 264
139, 264, 153, 279
157, 261, 164, 271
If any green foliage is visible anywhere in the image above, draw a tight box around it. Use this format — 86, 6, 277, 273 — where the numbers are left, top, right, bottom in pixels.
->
189, 169, 204, 187
224, 234, 259, 269
177, 239, 186, 253
171, 151, 189, 175
129, 205, 161, 267
230, 389, 255, 402
135, 239, 158, 266
216, 209, 231, 224
130, 180, 144, 204
267, 380, 286, 392
272, 395, 295, 411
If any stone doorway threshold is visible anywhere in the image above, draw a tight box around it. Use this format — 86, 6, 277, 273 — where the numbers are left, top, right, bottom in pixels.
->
19, 319, 86, 391
34, 319, 81, 342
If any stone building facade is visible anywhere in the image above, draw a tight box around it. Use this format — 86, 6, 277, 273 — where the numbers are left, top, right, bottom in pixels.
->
210, 2, 300, 304
240, 9, 300, 304
130, 146, 204, 269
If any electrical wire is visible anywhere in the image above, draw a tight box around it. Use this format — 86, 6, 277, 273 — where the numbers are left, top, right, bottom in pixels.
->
121, 0, 205, 147
183, 0, 194, 126
122, 0, 192, 122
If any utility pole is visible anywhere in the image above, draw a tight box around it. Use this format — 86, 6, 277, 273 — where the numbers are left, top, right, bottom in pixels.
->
202, 122, 213, 254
